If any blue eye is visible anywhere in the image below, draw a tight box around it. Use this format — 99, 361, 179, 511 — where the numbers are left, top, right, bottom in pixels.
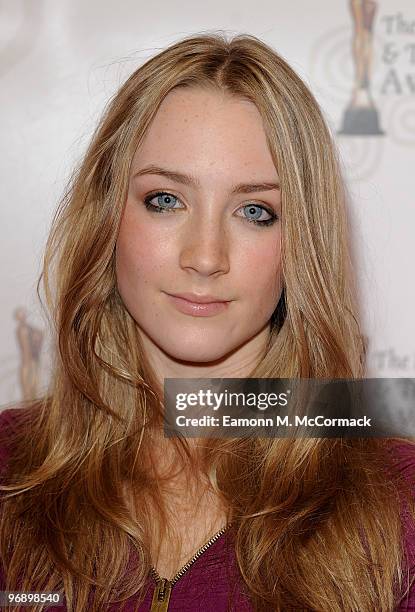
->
143, 191, 278, 227
144, 192, 180, 212
242, 204, 275, 226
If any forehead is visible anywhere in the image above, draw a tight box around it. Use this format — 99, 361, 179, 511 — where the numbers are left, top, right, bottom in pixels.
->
131, 87, 278, 183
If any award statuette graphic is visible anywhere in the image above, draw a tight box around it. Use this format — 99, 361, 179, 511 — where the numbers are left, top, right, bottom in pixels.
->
339, 0, 384, 135
14, 307, 43, 401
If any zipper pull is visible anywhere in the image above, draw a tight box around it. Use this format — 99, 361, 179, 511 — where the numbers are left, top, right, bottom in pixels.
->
150, 578, 173, 612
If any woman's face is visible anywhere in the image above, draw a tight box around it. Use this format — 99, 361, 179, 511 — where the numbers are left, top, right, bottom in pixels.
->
116, 87, 283, 369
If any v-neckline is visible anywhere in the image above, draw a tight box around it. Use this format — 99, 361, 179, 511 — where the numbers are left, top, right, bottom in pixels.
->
149, 523, 231, 586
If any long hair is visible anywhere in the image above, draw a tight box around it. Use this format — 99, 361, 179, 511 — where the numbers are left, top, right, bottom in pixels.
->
1, 32, 414, 611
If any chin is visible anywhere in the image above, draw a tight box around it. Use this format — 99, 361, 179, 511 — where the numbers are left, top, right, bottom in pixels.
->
166, 343, 234, 364
154, 334, 237, 365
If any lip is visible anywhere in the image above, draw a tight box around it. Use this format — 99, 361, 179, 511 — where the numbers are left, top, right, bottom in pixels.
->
165, 292, 231, 317
168, 292, 230, 304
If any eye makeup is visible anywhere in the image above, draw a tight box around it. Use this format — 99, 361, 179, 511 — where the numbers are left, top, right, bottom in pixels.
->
143, 190, 279, 227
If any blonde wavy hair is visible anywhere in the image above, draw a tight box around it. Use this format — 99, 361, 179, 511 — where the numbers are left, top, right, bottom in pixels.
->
1, 32, 414, 611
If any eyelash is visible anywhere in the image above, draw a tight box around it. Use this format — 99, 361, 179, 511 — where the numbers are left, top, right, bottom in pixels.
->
143, 191, 278, 227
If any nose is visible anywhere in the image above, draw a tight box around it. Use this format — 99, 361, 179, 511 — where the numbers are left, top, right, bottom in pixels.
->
179, 214, 230, 277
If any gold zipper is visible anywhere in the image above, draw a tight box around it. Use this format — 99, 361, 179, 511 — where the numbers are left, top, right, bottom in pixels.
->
149, 523, 230, 612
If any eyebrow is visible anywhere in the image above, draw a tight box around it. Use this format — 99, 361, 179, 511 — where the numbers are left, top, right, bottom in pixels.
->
132, 164, 280, 194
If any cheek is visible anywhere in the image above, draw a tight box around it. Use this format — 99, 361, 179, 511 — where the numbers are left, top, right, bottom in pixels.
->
237, 236, 282, 303
115, 213, 171, 288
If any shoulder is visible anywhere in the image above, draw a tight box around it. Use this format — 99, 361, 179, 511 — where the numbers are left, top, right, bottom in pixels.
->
386, 439, 415, 487
0, 408, 20, 459
0, 407, 24, 430
384, 439, 415, 610
0, 406, 33, 475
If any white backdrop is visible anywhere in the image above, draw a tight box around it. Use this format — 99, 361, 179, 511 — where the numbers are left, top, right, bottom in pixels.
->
1, 0, 414, 406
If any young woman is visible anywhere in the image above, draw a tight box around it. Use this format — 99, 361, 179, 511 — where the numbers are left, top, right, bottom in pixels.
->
0, 33, 414, 612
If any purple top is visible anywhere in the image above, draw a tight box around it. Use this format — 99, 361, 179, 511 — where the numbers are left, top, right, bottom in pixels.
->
0, 407, 414, 611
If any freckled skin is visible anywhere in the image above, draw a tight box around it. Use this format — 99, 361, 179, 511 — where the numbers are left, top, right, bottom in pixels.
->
115, 87, 283, 379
